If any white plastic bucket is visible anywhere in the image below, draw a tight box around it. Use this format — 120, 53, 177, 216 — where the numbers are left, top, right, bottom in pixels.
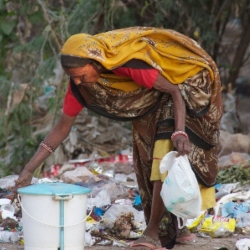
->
18, 183, 91, 250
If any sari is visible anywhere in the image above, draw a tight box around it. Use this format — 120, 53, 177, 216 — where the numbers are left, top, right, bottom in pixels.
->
61, 27, 222, 240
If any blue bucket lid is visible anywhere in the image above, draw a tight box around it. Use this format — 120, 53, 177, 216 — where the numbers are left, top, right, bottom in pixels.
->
18, 183, 91, 196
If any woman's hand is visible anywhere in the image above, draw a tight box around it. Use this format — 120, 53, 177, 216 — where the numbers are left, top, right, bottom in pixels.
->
11, 169, 33, 197
12, 113, 77, 196
13, 169, 34, 193
171, 134, 190, 156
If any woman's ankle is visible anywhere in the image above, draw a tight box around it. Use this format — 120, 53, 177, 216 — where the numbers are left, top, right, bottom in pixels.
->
142, 228, 159, 240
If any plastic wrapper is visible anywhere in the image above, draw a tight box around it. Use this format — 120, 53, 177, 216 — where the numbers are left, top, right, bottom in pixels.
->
85, 216, 99, 231
0, 199, 11, 206
236, 210, 250, 228
221, 201, 250, 227
84, 231, 95, 246
87, 189, 111, 209
0, 204, 17, 220
215, 182, 241, 200
187, 211, 206, 232
0, 231, 20, 243
198, 215, 236, 238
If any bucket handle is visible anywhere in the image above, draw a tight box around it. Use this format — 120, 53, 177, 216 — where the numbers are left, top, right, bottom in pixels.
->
18, 194, 93, 228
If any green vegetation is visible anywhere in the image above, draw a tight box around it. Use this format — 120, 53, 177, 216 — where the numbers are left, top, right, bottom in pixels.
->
217, 165, 250, 185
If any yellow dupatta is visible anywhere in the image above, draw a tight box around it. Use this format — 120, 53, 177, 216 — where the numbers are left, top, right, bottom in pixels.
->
61, 27, 221, 102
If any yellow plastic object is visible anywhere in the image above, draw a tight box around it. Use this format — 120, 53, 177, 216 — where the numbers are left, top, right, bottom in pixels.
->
198, 216, 236, 238
187, 212, 206, 232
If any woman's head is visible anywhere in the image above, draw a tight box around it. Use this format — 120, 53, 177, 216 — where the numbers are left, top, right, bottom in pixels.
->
61, 55, 101, 85
60, 55, 92, 68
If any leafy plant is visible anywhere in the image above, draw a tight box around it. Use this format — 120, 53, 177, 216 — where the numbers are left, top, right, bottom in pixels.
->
216, 165, 250, 185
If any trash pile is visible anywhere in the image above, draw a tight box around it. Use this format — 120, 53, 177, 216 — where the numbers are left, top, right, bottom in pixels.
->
0, 153, 144, 247
0, 149, 250, 249
33, 108, 133, 171
0, 187, 23, 245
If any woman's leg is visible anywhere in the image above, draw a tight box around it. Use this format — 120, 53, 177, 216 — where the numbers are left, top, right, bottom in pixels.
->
131, 113, 175, 248
131, 180, 165, 244
143, 180, 165, 238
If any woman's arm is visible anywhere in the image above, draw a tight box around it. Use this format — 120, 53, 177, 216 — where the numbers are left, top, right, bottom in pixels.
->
14, 113, 77, 190
153, 73, 190, 156
112, 65, 190, 155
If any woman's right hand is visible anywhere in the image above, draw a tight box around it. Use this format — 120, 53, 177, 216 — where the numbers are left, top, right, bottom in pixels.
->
13, 169, 34, 194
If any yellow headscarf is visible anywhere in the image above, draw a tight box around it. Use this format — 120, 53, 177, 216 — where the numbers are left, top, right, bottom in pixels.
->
61, 27, 221, 101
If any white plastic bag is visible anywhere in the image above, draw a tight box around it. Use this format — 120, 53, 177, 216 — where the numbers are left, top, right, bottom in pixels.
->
160, 151, 202, 228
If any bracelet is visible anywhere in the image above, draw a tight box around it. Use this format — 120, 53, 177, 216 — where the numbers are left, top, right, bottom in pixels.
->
171, 131, 189, 141
40, 141, 54, 154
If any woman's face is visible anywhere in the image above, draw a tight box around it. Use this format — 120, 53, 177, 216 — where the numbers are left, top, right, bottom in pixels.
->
63, 64, 100, 85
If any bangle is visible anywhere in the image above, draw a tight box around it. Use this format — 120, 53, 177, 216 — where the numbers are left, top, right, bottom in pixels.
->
171, 131, 189, 141
40, 141, 54, 154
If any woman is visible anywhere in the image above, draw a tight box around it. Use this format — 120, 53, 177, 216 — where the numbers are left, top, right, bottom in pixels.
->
15, 27, 222, 249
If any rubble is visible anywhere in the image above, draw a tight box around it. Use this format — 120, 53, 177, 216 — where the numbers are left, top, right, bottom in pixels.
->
61, 109, 132, 162
0, 148, 250, 248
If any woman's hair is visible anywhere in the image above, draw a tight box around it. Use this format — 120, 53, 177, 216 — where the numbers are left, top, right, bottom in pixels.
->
60, 55, 92, 68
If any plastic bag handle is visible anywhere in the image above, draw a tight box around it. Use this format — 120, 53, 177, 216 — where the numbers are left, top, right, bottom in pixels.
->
177, 216, 187, 229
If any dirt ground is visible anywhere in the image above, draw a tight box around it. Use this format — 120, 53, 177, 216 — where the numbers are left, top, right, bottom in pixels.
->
0, 234, 247, 250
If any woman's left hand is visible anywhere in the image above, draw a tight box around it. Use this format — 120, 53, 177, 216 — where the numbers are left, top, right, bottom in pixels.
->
172, 134, 190, 156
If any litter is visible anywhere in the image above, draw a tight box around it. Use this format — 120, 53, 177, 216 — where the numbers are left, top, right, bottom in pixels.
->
236, 238, 250, 250
214, 190, 250, 216
198, 215, 236, 238
1, 150, 250, 247
0, 231, 20, 243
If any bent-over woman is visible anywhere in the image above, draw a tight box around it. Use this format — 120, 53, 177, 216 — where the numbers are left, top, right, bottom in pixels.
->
15, 27, 222, 250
